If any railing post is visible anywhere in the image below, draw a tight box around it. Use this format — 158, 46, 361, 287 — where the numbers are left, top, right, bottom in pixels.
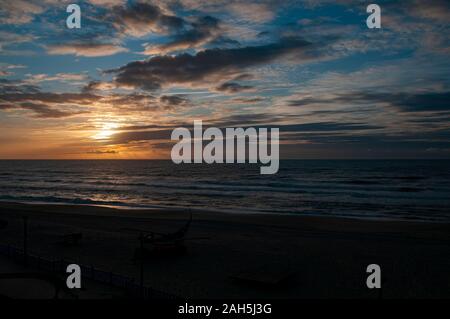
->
23, 216, 28, 267
139, 232, 144, 298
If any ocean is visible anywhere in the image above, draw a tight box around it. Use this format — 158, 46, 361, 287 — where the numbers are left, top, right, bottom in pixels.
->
0, 160, 449, 222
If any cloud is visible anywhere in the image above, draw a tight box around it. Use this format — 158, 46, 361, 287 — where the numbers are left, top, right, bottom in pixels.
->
1, 75, 196, 119
215, 82, 254, 93
0, 91, 99, 104
25, 73, 88, 84
142, 16, 222, 55
106, 120, 382, 147
47, 43, 128, 57
0, 0, 44, 25
407, 0, 450, 22
0, 101, 86, 118
159, 95, 191, 108
112, 3, 241, 54
88, 0, 125, 7
0, 65, 26, 77
160, 0, 281, 23
111, 2, 185, 37
0, 31, 35, 43
227, 2, 275, 23
110, 37, 313, 90
86, 149, 119, 154
315, 0, 450, 23
109, 129, 175, 145
287, 91, 450, 112
0, 63, 27, 69
231, 97, 265, 104
0, 79, 40, 94
274, 122, 384, 133
0, 80, 97, 118
82, 81, 116, 93
0, 94, 92, 118
383, 92, 450, 112
103, 93, 171, 112
0, 31, 36, 53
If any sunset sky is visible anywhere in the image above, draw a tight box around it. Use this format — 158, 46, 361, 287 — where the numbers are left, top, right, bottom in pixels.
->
0, 0, 449, 159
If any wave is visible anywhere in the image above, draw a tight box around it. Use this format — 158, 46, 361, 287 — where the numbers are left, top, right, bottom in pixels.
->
1, 159, 450, 222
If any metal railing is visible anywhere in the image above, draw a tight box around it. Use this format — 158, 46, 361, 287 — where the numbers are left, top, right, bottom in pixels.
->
0, 243, 179, 299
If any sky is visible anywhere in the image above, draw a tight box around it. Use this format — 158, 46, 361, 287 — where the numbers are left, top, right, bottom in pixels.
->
0, 0, 449, 159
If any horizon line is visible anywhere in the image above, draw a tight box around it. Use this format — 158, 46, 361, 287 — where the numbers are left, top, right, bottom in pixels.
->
0, 158, 449, 161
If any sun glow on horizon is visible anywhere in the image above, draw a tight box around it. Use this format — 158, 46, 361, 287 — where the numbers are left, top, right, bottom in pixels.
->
92, 123, 119, 140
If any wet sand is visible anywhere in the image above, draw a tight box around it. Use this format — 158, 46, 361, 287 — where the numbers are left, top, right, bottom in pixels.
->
0, 202, 449, 298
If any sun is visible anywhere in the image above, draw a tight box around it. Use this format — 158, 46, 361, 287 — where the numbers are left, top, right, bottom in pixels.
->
92, 123, 119, 140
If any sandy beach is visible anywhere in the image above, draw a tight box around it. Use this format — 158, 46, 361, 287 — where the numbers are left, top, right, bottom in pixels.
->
0, 201, 449, 299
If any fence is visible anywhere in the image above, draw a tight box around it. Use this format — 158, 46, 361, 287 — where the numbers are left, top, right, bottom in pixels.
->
0, 243, 179, 299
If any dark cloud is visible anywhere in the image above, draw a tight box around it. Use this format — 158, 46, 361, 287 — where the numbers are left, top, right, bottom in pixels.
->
110, 129, 174, 144
0, 79, 99, 104
109, 93, 156, 105
86, 149, 119, 154
206, 114, 383, 133
275, 122, 383, 132
1, 77, 194, 117
159, 95, 191, 108
111, 2, 185, 37
206, 36, 241, 49
215, 82, 254, 93
288, 91, 450, 112
0, 80, 96, 118
119, 124, 177, 131
111, 4, 236, 54
106, 93, 192, 112
143, 15, 223, 54
288, 97, 327, 107
0, 0, 44, 25
107, 93, 193, 112
108, 117, 382, 146
0, 101, 86, 118
0, 92, 100, 104
110, 37, 313, 90
109, 113, 277, 145
332, 91, 450, 112
83, 81, 108, 93
411, 115, 450, 125
231, 97, 265, 104
380, 0, 450, 22
284, 129, 450, 152
408, 0, 450, 22
387, 92, 450, 112
257, 31, 271, 38
0, 79, 40, 94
